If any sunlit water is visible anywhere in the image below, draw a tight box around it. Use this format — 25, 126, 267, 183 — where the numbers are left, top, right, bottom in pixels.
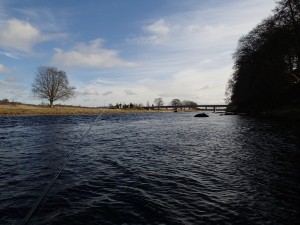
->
0, 112, 299, 225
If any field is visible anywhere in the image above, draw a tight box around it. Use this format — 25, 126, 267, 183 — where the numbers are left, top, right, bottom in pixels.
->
0, 104, 160, 116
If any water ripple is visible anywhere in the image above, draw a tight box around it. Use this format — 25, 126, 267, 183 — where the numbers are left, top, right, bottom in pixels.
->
0, 113, 299, 224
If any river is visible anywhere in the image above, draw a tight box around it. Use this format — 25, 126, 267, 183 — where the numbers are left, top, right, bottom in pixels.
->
0, 112, 299, 225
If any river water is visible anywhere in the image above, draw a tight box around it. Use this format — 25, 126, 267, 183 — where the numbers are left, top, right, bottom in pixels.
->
0, 112, 299, 225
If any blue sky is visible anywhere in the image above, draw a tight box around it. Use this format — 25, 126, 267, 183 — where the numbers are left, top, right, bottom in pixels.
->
0, 0, 276, 106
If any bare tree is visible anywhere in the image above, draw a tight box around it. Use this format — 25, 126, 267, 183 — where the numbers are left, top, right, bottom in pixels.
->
154, 98, 164, 108
182, 100, 198, 109
32, 66, 75, 107
171, 98, 181, 110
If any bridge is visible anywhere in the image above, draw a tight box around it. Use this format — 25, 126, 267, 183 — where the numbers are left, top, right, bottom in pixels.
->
143, 105, 229, 112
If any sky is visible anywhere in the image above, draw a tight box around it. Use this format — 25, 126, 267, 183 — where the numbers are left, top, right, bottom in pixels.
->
0, 0, 277, 107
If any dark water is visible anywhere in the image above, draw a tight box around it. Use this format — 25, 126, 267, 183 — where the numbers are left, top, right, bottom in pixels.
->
0, 112, 300, 225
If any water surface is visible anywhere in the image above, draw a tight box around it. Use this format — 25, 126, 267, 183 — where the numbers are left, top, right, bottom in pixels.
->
0, 112, 299, 224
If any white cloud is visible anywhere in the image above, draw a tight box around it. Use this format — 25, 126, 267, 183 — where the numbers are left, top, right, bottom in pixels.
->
103, 91, 113, 96
0, 75, 27, 101
0, 18, 45, 52
0, 51, 20, 59
124, 90, 137, 95
15, 8, 61, 32
145, 19, 170, 36
132, 0, 274, 51
0, 64, 11, 74
132, 19, 172, 45
52, 39, 138, 68
65, 62, 232, 107
200, 84, 212, 90
138, 65, 231, 104
83, 89, 101, 95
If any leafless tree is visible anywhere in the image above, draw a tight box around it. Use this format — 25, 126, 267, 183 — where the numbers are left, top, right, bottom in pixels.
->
154, 98, 164, 108
32, 66, 75, 107
182, 100, 198, 109
171, 98, 181, 110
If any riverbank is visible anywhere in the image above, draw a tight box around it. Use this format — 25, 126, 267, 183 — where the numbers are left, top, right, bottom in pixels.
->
0, 104, 168, 116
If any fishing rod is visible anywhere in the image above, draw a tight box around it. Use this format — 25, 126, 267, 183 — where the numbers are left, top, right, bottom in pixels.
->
21, 111, 104, 225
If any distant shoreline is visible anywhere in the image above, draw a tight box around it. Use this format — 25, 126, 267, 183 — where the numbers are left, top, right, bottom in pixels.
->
0, 104, 190, 116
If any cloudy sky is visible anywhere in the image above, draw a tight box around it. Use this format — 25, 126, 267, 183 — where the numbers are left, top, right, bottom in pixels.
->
0, 0, 276, 106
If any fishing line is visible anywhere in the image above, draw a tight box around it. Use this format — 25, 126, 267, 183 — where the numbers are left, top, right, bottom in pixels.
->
21, 110, 105, 225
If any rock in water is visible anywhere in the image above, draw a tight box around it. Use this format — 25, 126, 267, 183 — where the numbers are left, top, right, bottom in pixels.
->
194, 113, 209, 117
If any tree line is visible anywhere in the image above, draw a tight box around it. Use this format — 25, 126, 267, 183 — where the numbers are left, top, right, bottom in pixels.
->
109, 98, 198, 110
153, 98, 198, 109
226, 0, 300, 112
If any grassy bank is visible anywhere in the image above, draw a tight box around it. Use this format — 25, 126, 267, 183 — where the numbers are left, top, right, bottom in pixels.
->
0, 104, 163, 116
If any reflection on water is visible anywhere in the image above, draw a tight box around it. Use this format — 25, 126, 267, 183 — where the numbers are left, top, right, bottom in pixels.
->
0, 113, 299, 224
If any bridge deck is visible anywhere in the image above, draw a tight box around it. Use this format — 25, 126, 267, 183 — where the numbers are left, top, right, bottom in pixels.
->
143, 105, 228, 111
145, 105, 227, 108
